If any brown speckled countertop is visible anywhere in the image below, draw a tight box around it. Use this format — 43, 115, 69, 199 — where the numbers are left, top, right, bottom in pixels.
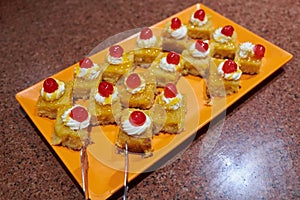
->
1, 0, 299, 199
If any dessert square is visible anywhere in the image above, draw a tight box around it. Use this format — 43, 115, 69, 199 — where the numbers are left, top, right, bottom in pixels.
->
117, 72, 157, 110
161, 17, 189, 54
148, 52, 184, 87
115, 109, 153, 156
153, 83, 187, 134
134, 27, 162, 68
234, 42, 266, 74
210, 25, 238, 60
52, 105, 91, 150
187, 8, 213, 40
73, 57, 102, 99
102, 45, 135, 85
205, 59, 242, 99
182, 40, 211, 77
89, 81, 122, 126
37, 78, 73, 119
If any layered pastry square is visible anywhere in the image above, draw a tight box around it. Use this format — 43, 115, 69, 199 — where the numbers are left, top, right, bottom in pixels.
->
182, 40, 211, 77
148, 51, 184, 87
134, 27, 162, 68
52, 105, 91, 150
101, 45, 134, 85
117, 72, 157, 110
234, 42, 266, 74
37, 77, 73, 119
73, 57, 102, 99
162, 17, 189, 54
187, 8, 213, 40
205, 59, 242, 99
115, 109, 153, 156
89, 81, 122, 126
153, 83, 187, 134
210, 25, 238, 60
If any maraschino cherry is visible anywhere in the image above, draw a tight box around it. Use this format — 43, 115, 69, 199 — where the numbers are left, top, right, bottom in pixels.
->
98, 81, 114, 97
129, 111, 146, 126
253, 44, 265, 59
195, 40, 209, 52
222, 60, 238, 73
166, 52, 180, 65
171, 17, 182, 30
43, 78, 58, 93
221, 25, 234, 37
70, 106, 89, 122
79, 57, 93, 68
126, 73, 141, 89
194, 9, 206, 21
164, 83, 178, 98
109, 45, 124, 58
140, 27, 153, 40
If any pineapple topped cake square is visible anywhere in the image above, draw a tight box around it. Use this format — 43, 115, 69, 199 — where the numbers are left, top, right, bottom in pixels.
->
148, 51, 184, 87
234, 42, 266, 74
115, 109, 154, 157
37, 77, 73, 119
117, 72, 157, 110
210, 25, 238, 60
73, 57, 102, 99
187, 8, 213, 40
182, 39, 211, 77
205, 59, 242, 102
101, 45, 134, 85
162, 17, 189, 54
89, 80, 122, 126
134, 27, 162, 68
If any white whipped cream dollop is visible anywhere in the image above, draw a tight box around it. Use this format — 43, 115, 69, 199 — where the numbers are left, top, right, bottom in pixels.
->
188, 41, 210, 58
122, 114, 151, 136
40, 79, 65, 101
107, 54, 124, 65
62, 105, 90, 130
77, 63, 101, 80
95, 87, 118, 105
217, 61, 242, 81
238, 42, 255, 58
137, 35, 157, 48
161, 93, 183, 110
159, 57, 178, 72
213, 27, 233, 44
168, 25, 187, 40
190, 14, 208, 26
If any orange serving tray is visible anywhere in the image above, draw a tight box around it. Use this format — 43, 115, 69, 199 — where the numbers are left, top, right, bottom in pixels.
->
15, 3, 292, 199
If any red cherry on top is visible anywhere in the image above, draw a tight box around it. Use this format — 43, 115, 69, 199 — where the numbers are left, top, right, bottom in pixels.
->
171, 17, 182, 30
98, 81, 114, 97
70, 106, 89, 122
166, 52, 180, 65
222, 60, 238, 73
194, 9, 206, 21
140, 27, 153, 40
221, 25, 234, 37
129, 110, 146, 126
43, 78, 58, 93
195, 40, 209, 52
126, 73, 141, 89
79, 57, 93, 68
109, 45, 124, 58
164, 83, 178, 98
253, 44, 265, 59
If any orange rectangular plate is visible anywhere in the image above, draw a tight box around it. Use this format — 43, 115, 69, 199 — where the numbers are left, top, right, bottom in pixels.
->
15, 3, 292, 199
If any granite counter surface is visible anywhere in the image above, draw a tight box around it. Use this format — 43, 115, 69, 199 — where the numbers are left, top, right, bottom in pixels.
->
1, 0, 299, 199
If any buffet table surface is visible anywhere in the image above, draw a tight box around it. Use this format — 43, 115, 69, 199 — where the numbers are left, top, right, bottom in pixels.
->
2, 0, 299, 199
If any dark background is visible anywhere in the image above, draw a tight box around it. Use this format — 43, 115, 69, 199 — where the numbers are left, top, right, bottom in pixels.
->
1, 0, 299, 199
